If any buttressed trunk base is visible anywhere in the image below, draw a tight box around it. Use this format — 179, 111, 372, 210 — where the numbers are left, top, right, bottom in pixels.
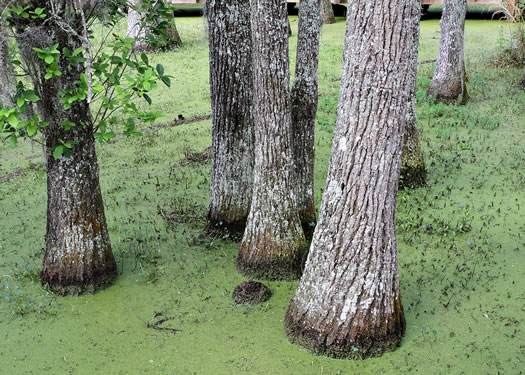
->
285, 296, 405, 359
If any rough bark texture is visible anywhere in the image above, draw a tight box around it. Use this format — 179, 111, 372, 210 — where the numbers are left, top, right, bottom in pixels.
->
0, 25, 15, 107
427, 0, 468, 103
400, 9, 427, 189
285, 0, 419, 359
14, 3, 116, 295
320, 0, 335, 24
238, 0, 306, 281
291, 0, 321, 238
206, 0, 254, 237
127, 0, 181, 51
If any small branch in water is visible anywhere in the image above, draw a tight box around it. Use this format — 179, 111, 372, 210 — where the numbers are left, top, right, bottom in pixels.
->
138, 312, 182, 334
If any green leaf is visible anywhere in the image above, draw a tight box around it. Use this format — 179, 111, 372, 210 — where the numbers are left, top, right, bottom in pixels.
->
161, 76, 171, 87
140, 53, 149, 65
45, 55, 54, 64
44, 72, 53, 80
17, 97, 25, 107
156, 64, 164, 76
8, 135, 17, 148
53, 146, 64, 160
24, 91, 40, 101
7, 113, 18, 127
143, 93, 152, 105
27, 123, 37, 137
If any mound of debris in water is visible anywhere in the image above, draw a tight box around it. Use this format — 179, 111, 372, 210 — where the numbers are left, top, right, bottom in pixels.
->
232, 280, 271, 305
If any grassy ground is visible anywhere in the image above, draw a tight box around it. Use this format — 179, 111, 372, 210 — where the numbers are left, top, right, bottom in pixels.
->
1, 13, 524, 375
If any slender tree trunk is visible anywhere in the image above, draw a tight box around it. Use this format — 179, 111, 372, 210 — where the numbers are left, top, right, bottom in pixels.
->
320, 0, 335, 24
401, 8, 426, 188
15, 15, 116, 296
0, 25, 15, 107
520, 68, 525, 90
206, 0, 254, 237
291, 0, 321, 238
238, 0, 306, 280
285, 0, 419, 359
427, 0, 468, 103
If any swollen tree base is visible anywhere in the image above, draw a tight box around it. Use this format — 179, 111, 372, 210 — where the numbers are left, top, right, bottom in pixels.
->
399, 164, 427, 189
207, 216, 247, 240
236, 246, 306, 281
285, 299, 406, 359
41, 263, 116, 296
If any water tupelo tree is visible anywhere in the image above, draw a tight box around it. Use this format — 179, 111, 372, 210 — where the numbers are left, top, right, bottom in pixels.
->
1, 0, 171, 295
427, 0, 468, 103
206, 0, 254, 238
285, 0, 420, 359
237, 0, 306, 280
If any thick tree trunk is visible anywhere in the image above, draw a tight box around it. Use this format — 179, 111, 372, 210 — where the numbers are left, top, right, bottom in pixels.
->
206, 0, 254, 237
400, 9, 427, 188
285, 0, 419, 359
320, 0, 335, 24
0, 25, 15, 107
291, 0, 321, 238
15, 16, 116, 296
427, 0, 468, 103
238, 0, 306, 280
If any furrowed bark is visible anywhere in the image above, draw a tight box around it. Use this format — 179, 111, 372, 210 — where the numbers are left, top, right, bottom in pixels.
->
206, 0, 254, 237
14, 5, 116, 296
427, 0, 468, 103
401, 7, 426, 188
320, 0, 335, 24
286, 0, 419, 358
291, 0, 321, 238
0, 24, 15, 107
238, 0, 306, 281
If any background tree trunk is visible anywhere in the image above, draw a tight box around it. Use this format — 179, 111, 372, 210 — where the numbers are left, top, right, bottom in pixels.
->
128, 0, 182, 51
0, 25, 15, 107
520, 68, 525, 90
238, 0, 306, 280
320, 0, 335, 24
285, 0, 420, 358
15, 14, 116, 296
206, 0, 254, 237
427, 0, 468, 103
291, 0, 321, 238
400, 8, 427, 188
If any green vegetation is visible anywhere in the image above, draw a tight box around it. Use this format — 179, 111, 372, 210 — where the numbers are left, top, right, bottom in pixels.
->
1, 15, 524, 374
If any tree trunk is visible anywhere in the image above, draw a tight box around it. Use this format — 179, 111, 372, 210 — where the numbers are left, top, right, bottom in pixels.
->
400, 9, 427, 188
291, 0, 321, 238
206, 0, 254, 237
238, 0, 306, 280
320, 0, 335, 24
520, 68, 525, 90
15, 14, 116, 296
285, 0, 420, 359
427, 0, 468, 103
127, 0, 148, 51
0, 25, 15, 107
128, 0, 181, 51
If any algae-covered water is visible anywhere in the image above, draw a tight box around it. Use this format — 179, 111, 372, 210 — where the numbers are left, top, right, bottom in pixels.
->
1, 14, 524, 375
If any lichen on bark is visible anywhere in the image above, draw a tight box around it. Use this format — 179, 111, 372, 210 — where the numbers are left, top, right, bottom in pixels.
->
285, 0, 419, 359
427, 0, 469, 103
238, 0, 306, 281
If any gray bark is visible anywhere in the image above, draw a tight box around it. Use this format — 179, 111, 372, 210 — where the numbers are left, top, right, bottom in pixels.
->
206, 0, 254, 237
127, 0, 181, 51
291, 0, 321, 238
13, 4, 116, 295
427, 0, 468, 103
400, 9, 426, 188
237, 0, 306, 280
0, 25, 15, 107
285, 0, 420, 359
320, 0, 335, 24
